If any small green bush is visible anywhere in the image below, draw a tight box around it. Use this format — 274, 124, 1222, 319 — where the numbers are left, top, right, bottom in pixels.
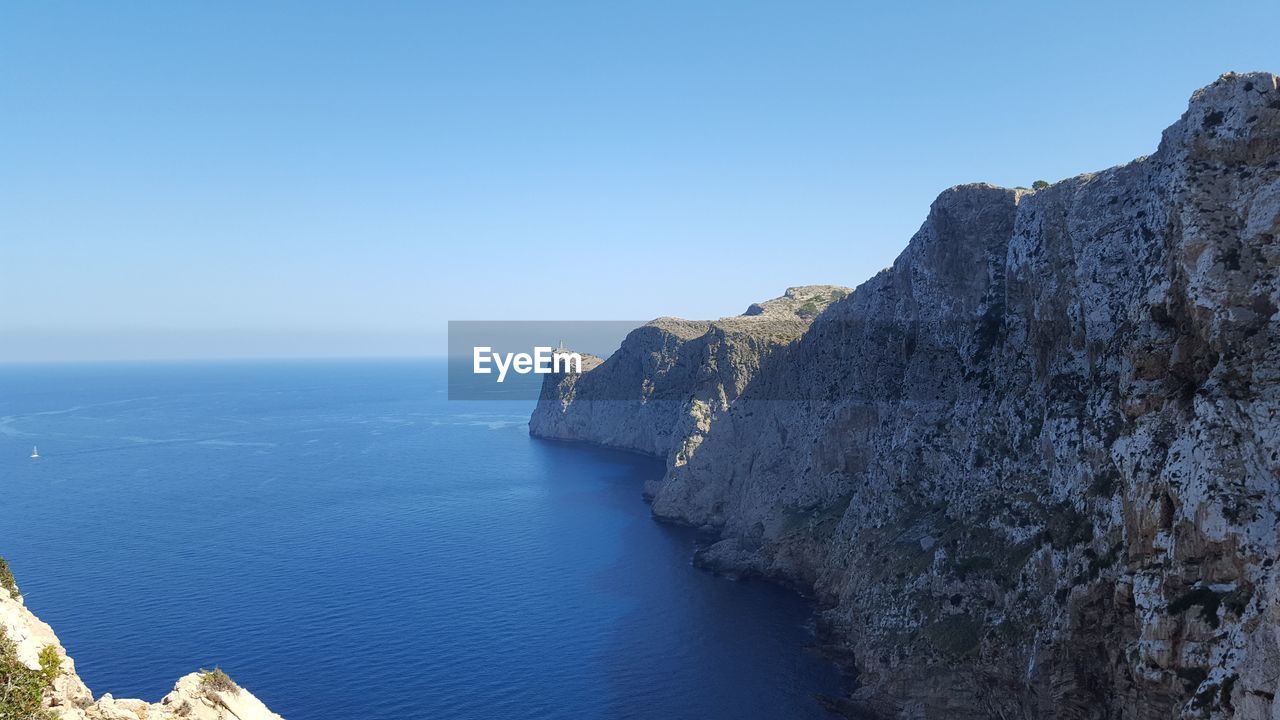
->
0, 628, 54, 719
0, 557, 19, 600
951, 555, 996, 579
1032, 180, 1050, 190
925, 614, 983, 657
1169, 586, 1223, 628
200, 667, 240, 695
37, 645, 60, 684
1221, 674, 1238, 707
1045, 505, 1094, 549
797, 300, 821, 317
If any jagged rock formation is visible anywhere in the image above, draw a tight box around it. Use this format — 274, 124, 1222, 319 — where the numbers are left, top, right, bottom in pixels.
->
529, 285, 850, 474
1, 563, 283, 720
530, 285, 851, 504
530, 72, 1280, 719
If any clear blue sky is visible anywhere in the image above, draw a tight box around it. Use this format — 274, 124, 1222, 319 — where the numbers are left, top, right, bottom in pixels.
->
1, 1, 1275, 360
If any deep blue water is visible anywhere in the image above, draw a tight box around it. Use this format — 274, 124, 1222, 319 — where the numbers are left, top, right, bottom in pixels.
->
0, 360, 840, 719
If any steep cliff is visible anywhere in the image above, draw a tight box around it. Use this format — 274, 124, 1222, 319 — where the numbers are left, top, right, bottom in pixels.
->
529, 284, 850, 473
0, 559, 283, 720
530, 72, 1280, 719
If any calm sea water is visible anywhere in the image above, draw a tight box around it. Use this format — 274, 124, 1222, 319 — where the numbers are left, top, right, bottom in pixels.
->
0, 360, 840, 719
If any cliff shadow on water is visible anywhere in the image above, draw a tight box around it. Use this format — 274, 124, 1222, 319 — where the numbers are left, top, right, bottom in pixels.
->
525, 437, 849, 720
530, 72, 1280, 720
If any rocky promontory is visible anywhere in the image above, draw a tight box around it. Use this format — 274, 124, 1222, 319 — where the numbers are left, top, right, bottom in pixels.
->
0, 558, 283, 720
529, 285, 850, 498
530, 72, 1280, 718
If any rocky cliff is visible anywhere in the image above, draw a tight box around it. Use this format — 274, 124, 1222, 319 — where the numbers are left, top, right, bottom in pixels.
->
530, 72, 1280, 719
0, 559, 283, 720
529, 285, 850, 479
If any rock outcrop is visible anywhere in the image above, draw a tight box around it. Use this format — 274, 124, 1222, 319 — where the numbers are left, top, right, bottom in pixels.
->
529, 284, 850, 483
1, 562, 283, 720
530, 72, 1280, 719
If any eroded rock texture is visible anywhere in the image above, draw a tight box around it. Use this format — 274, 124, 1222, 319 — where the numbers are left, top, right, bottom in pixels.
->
531, 72, 1280, 719
529, 284, 850, 484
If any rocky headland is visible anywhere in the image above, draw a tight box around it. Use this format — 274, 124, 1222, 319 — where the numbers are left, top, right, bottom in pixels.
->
530, 72, 1280, 719
0, 558, 283, 720
529, 284, 850, 497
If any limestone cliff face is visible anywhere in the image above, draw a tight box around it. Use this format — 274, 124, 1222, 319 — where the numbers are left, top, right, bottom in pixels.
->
1, 566, 284, 720
530, 72, 1280, 719
528, 285, 851, 478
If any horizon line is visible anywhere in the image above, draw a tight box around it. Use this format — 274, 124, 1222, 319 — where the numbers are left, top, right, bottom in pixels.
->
0, 355, 450, 366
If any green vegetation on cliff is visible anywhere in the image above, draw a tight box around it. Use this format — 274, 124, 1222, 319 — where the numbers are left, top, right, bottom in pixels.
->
0, 558, 18, 601
0, 629, 56, 720
200, 667, 240, 695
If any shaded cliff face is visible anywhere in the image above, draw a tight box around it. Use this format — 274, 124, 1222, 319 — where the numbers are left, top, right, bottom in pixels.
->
0, 561, 284, 720
531, 72, 1280, 719
528, 285, 851, 466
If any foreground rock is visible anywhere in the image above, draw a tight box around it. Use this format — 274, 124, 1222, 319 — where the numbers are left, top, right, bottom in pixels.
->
531, 72, 1280, 718
0, 563, 283, 720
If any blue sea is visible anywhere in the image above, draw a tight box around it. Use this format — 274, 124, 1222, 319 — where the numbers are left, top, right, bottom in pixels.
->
1, 360, 840, 719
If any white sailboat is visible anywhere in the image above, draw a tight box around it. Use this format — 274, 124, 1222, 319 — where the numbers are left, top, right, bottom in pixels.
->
30, 446, 39, 459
